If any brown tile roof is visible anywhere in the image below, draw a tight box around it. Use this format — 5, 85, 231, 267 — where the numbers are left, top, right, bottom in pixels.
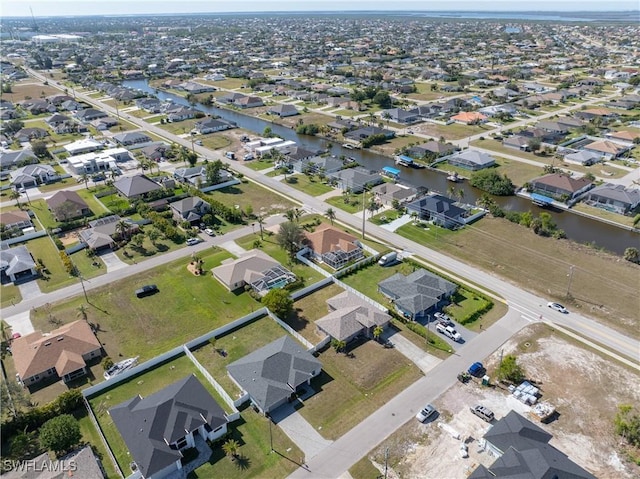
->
46, 190, 89, 210
13, 320, 101, 380
585, 140, 626, 155
304, 224, 360, 255
532, 173, 592, 193
450, 111, 487, 123
1, 210, 31, 226
607, 130, 640, 142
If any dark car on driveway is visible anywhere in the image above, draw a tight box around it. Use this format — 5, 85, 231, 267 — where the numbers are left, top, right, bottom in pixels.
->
135, 284, 158, 298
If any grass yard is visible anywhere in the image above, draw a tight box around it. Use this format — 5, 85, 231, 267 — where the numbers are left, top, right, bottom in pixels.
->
99, 194, 130, 212
37, 177, 77, 193
204, 180, 296, 217
235, 233, 326, 286
11, 82, 61, 100
419, 122, 488, 141
285, 283, 345, 343
243, 159, 274, 171
200, 134, 232, 150
108, 119, 138, 133
158, 118, 200, 135
76, 411, 120, 479
350, 455, 382, 479
30, 247, 260, 360
76, 188, 110, 214
191, 316, 292, 398
26, 199, 58, 229
1, 283, 21, 308
369, 135, 423, 157
88, 354, 232, 474
433, 157, 542, 187
205, 78, 247, 90
24, 236, 105, 293
114, 234, 186, 264
186, 406, 303, 478
282, 174, 334, 196
325, 193, 367, 214
571, 203, 638, 229
298, 339, 422, 440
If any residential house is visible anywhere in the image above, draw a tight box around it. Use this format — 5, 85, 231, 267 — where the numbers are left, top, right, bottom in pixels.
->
167, 107, 199, 123
267, 104, 299, 117
583, 183, 640, 216
529, 173, 594, 201
212, 249, 296, 293
371, 182, 416, 205
227, 336, 321, 415
91, 117, 119, 131
378, 268, 457, 320
605, 130, 640, 145
406, 193, 467, 229
114, 174, 162, 199
447, 150, 496, 171
407, 141, 457, 159
63, 138, 104, 156
217, 92, 246, 104
79, 215, 139, 250
179, 81, 215, 94
328, 167, 383, 193
0, 210, 33, 230
469, 411, 596, 479
136, 98, 162, 113
574, 108, 617, 121
140, 143, 169, 162
113, 131, 152, 147
10, 164, 59, 189
344, 126, 395, 144
563, 150, 601, 166
45, 113, 72, 128
292, 156, 342, 175
47, 190, 91, 221
14, 127, 49, 143
582, 140, 630, 160
503, 135, 531, 151
382, 108, 420, 124
303, 224, 364, 270
169, 196, 210, 225
192, 118, 232, 134
109, 375, 228, 479
0, 245, 37, 283
235, 96, 264, 109
13, 320, 102, 386
535, 121, 569, 135
450, 111, 487, 125
0, 148, 37, 170
74, 108, 108, 123
315, 291, 390, 343
173, 165, 232, 186
1, 446, 104, 479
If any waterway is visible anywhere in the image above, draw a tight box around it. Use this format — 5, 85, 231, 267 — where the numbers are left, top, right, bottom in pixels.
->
123, 79, 637, 255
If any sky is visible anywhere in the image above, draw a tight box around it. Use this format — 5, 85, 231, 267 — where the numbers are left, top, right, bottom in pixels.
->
1, 0, 638, 17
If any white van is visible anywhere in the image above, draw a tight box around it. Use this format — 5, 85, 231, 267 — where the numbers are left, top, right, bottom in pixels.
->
378, 251, 397, 266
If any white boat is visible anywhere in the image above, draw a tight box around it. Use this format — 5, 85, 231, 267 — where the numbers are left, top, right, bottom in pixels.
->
447, 172, 460, 182
104, 356, 139, 380
342, 143, 354, 150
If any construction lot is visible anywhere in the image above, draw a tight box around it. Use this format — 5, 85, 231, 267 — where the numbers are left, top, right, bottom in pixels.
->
364, 323, 640, 479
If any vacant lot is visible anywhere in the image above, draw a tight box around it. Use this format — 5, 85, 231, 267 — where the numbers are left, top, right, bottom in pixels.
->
299, 339, 423, 440
397, 217, 639, 337
204, 180, 296, 217
411, 122, 488, 141
358, 323, 640, 479
11, 81, 61, 101
283, 174, 334, 196
30, 247, 259, 360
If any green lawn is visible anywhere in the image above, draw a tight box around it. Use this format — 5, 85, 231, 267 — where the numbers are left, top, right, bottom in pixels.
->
1, 283, 21, 308
76, 411, 120, 479
31, 248, 256, 361
243, 159, 274, 171
370, 209, 402, 226
571, 203, 637, 228
37, 177, 77, 193
191, 317, 293, 398
282, 174, 334, 197
297, 339, 422, 440
186, 406, 303, 478
88, 354, 232, 474
235, 233, 326, 287
443, 288, 492, 325
204, 181, 296, 217
28, 236, 105, 293
420, 122, 488, 141
158, 118, 200, 135
114, 234, 186, 264
432, 157, 542, 187
27, 199, 58, 229
76, 188, 111, 214
200, 134, 232, 150
99, 194, 130, 212
285, 283, 345, 343
395, 221, 457, 248
325, 193, 368, 214
350, 456, 382, 479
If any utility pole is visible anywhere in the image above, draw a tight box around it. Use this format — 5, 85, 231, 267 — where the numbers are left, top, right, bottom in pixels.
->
268, 415, 274, 453
78, 271, 89, 303
566, 265, 575, 299
361, 186, 367, 239
383, 447, 389, 479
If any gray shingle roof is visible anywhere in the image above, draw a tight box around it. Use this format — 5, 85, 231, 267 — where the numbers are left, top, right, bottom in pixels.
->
109, 375, 227, 479
114, 174, 161, 197
378, 269, 457, 316
227, 336, 321, 413
0, 245, 36, 277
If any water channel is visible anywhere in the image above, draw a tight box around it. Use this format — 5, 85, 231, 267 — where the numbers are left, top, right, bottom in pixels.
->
123, 79, 637, 255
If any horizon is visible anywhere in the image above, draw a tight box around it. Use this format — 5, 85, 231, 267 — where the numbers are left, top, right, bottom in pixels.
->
2, 1, 639, 18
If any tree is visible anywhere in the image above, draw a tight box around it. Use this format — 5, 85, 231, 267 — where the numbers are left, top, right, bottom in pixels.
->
205, 160, 224, 185
9, 189, 21, 209
614, 404, 640, 447
76, 304, 88, 323
527, 138, 541, 153
373, 325, 384, 343
39, 415, 81, 456
262, 288, 293, 318
147, 227, 161, 246
31, 140, 50, 158
115, 220, 131, 240
80, 173, 89, 190
325, 207, 336, 225
497, 354, 526, 383
102, 356, 114, 370
331, 338, 347, 354
263, 126, 274, 138
469, 170, 515, 196
456, 189, 465, 203
623, 247, 639, 264
256, 214, 265, 240
4, 119, 24, 135
222, 439, 241, 460
276, 221, 304, 259
373, 90, 392, 109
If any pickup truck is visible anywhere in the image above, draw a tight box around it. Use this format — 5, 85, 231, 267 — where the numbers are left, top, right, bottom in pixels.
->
436, 321, 462, 342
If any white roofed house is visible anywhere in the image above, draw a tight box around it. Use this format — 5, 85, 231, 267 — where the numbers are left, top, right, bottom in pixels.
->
447, 150, 496, 171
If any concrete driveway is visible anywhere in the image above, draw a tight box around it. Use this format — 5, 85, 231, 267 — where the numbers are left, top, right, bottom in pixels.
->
383, 330, 441, 375
98, 251, 128, 272
3, 310, 34, 335
17, 279, 42, 302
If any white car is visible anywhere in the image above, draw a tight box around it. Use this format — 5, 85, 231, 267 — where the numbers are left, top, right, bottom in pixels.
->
436, 322, 462, 342
434, 312, 452, 325
416, 403, 436, 422
547, 302, 568, 314
204, 228, 215, 236
186, 238, 201, 246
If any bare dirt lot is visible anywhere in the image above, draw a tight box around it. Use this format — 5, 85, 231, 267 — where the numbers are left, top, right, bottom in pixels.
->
366, 323, 640, 479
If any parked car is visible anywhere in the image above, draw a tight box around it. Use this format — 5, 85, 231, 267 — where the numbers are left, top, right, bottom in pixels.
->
186, 238, 202, 246
135, 284, 158, 298
468, 362, 484, 377
547, 302, 568, 314
243, 153, 254, 161
434, 312, 452, 325
435, 321, 462, 342
416, 404, 437, 422
470, 404, 494, 422
204, 228, 215, 236
378, 251, 397, 267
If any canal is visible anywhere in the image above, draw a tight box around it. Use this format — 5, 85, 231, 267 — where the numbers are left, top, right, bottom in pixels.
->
123, 79, 636, 255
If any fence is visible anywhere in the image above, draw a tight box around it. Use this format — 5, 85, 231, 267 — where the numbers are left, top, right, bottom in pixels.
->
183, 346, 240, 419
295, 247, 331, 277
333, 254, 380, 278
0, 229, 47, 248
199, 178, 241, 193
66, 243, 87, 255
183, 308, 267, 350
332, 277, 389, 313
290, 276, 334, 301
308, 335, 331, 354
82, 396, 125, 478
266, 309, 314, 350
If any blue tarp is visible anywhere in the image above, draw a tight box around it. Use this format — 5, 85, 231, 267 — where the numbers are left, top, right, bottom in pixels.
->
397, 155, 413, 164
531, 193, 553, 204
382, 166, 401, 176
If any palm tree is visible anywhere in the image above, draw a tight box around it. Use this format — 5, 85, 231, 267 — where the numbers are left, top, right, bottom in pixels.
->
76, 304, 89, 323
9, 189, 21, 208
331, 339, 347, 354
115, 220, 131, 241
256, 214, 265, 240
222, 439, 240, 461
373, 325, 384, 343
284, 209, 296, 222
447, 185, 456, 199
325, 207, 336, 225
293, 208, 303, 223
456, 189, 465, 203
